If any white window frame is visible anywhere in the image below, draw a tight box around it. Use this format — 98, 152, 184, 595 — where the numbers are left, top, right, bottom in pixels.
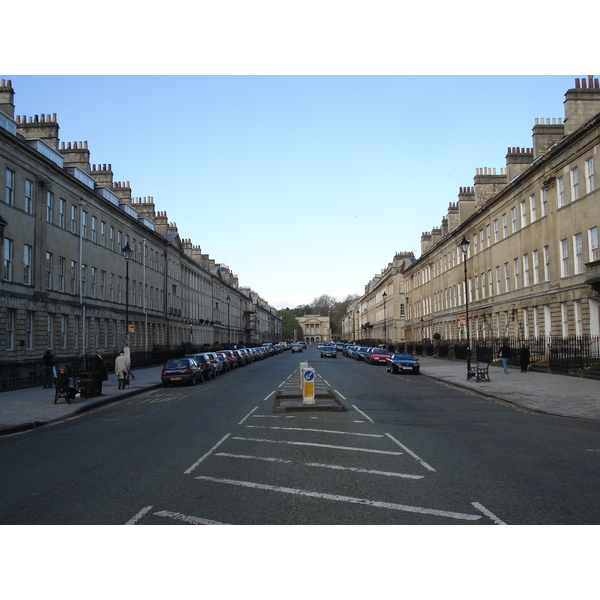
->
560, 239, 569, 278
557, 176, 565, 207
589, 226, 599, 262
5, 168, 14, 205
22, 244, 32, 285
570, 166, 579, 201
585, 157, 595, 194
573, 233, 583, 274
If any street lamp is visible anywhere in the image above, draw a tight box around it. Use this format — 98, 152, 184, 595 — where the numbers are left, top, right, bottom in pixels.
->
226, 295, 231, 348
458, 235, 472, 379
382, 291, 387, 347
122, 241, 134, 347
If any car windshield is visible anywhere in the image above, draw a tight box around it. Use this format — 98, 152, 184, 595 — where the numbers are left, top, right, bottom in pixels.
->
373, 349, 389, 354
392, 354, 414, 360
166, 359, 190, 369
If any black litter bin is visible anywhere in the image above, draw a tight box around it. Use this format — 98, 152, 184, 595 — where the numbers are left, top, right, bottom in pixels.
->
78, 372, 99, 397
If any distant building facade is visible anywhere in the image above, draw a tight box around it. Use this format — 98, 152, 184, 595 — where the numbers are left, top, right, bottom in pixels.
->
0, 79, 281, 384
297, 314, 330, 343
344, 77, 600, 358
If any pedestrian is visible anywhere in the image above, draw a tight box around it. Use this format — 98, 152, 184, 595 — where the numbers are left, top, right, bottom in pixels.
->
43, 349, 56, 388
115, 349, 130, 389
55, 366, 77, 401
519, 345, 531, 372
91, 349, 108, 395
498, 343, 512, 374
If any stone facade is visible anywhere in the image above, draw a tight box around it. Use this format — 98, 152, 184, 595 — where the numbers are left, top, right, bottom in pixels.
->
0, 79, 281, 369
344, 76, 600, 350
297, 314, 330, 343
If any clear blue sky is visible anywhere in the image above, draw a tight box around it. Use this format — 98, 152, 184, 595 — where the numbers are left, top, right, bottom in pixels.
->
5, 74, 580, 308
4, 3, 594, 310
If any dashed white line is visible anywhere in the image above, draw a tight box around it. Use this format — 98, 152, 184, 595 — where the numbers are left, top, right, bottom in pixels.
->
184, 433, 231, 474
231, 436, 403, 455
471, 502, 507, 525
238, 406, 259, 425
262, 391, 275, 402
385, 433, 437, 472
352, 405, 374, 423
194, 476, 481, 522
305, 462, 424, 479
125, 505, 153, 525
216, 452, 292, 464
334, 390, 346, 400
245, 425, 384, 438
154, 510, 228, 525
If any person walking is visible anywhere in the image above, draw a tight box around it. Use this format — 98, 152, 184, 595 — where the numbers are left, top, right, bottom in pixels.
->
519, 345, 531, 372
498, 343, 512, 374
115, 349, 130, 389
43, 349, 56, 388
92, 349, 108, 395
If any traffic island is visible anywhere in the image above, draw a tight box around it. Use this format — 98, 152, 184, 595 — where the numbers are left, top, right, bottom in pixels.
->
273, 388, 345, 412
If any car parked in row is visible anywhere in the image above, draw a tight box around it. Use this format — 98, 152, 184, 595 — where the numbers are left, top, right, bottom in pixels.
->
365, 348, 391, 365
185, 353, 218, 379
161, 357, 204, 386
386, 353, 420, 374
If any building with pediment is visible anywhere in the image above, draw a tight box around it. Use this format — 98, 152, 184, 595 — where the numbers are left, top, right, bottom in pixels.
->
297, 314, 331, 343
0, 79, 281, 386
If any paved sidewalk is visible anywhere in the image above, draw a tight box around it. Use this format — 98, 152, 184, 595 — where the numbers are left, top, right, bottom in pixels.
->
0, 358, 598, 435
416, 357, 600, 421
0, 366, 164, 435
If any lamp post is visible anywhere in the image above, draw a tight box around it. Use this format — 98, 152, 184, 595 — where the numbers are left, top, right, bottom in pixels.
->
122, 241, 134, 347
458, 235, 472, 379
382, 291, 387, 347
226, 295, 231, 348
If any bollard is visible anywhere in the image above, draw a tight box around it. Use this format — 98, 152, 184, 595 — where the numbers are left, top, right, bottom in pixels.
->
301, 365, 315, 405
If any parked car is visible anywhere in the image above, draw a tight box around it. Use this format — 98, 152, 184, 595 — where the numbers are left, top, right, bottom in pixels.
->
205, 351, 225, 375
386, 353, 420, 374
366, 348, 391, 365
185, 353, 217, 379
161, 357, 204, 386
216, 350, 239, 369
214, 352, 231, 372
321, 346, 337, 358
291, 343, 303, 353
355, 347, 370, 361
344, 345, 359, 358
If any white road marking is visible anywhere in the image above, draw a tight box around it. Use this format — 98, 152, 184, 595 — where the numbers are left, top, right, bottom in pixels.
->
216, 452, 292, 464
262, 391, 275, 402
231, 436, 402, 455
471, 502, 507, 525
154, 510, 228, 525
238, 406, 259, 425
245, 425, 384, 438
334, 390, 347, 400
385, 433, 437, 472
352, 405, 374, 423
194, 476, 481, 522
305, 462, 424, 479
125, 505, 153, 525
184, 433, 231, 474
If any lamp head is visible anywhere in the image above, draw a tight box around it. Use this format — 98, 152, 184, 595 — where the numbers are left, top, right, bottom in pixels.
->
122, 241, 134, 260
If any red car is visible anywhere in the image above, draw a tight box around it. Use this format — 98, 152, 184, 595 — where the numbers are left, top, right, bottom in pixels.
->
366, 348, 391, 365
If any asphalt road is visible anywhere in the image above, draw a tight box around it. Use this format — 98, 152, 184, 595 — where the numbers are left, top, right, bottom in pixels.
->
1, 346, 599, 525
